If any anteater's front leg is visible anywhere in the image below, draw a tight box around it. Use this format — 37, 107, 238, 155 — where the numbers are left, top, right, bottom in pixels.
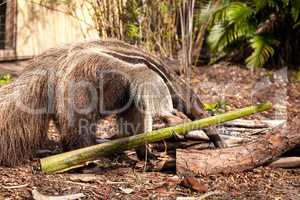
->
117, 104, 155, 160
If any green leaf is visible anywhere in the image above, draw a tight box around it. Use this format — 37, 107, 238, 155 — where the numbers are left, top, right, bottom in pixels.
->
203, 100, 227, 114
208, 2, 256, 54
246, 35, 278, 68
203, 102, 220, 112
159, 2, 169, 14
226, 3, 255, 25
126, 24, 140, 40
252, 0, 268, 11
194, 0, 224, 27
291, 0, 300, 22
0, 73, 12, 86
294, 20, 300, 28
211, 2, 255, 23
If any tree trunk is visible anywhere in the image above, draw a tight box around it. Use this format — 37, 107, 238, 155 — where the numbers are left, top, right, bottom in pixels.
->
176, 121, 300, 176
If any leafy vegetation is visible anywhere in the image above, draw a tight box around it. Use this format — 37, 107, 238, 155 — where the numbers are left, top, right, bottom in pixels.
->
207, 0, 300, 68
203, 99, 227, 114
0, 74, 13, 86
39, 0, 300, 69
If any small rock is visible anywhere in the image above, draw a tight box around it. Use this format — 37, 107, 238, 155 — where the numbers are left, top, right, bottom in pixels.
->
68, 174, 97, 183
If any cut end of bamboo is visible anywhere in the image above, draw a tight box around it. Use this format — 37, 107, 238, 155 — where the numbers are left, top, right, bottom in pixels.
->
256, 102, 272, 111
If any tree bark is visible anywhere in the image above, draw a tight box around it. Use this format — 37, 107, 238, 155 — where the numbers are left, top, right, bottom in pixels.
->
177, 121, 300, 176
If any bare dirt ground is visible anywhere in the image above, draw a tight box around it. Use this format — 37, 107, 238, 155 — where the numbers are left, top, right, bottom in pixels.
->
0, 62, 299, 199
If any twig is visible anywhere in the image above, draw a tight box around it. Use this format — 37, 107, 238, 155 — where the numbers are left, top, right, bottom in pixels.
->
2, 184, 28, 189
198, 191, 222, 200
32, 189, 85, 200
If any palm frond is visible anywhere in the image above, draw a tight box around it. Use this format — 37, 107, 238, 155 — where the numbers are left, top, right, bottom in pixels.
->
246, 35, 278, 68
294, 20, 300, 28
252, 0, 267, 11
208, 3, 256, 54
208, 21, 255, 53
211, 2, 255, 24
252, 0, 278, 11
226, 3, 255, 25
194, 0, 212, 26
291, 0, 300, 22
207, 23, 229, 52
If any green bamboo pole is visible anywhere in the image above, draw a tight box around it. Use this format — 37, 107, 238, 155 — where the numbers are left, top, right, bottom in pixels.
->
41, 102, 272, 173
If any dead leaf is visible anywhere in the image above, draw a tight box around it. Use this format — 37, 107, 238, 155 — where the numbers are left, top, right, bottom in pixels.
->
181, 176, 208, 193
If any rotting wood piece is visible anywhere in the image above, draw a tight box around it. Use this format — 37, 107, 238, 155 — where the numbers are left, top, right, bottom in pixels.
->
177, 121, 300, 176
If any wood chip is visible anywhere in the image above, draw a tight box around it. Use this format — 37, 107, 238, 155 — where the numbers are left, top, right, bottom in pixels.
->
32, 189, 85, 200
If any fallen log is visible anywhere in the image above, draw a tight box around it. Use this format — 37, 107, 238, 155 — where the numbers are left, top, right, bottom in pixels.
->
269, 157, 300, 168
176, 121, 300, 176
40, 102, 271, 173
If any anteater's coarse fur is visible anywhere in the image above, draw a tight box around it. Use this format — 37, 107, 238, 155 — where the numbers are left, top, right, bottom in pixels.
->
0, 39, 215, 166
